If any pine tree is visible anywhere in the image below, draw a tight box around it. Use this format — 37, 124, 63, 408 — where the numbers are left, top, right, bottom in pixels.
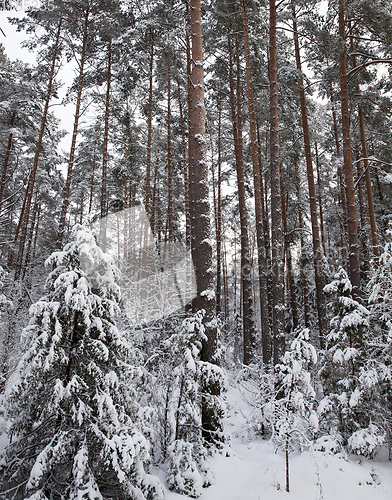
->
0, 225, 164, 500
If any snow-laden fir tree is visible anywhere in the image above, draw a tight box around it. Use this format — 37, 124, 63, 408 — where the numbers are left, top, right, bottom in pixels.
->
165, 310, 226, 498
318, 267, 382, 454
0, 225, 164, 500
264, 328, 318, 492
352, 224, 392, 456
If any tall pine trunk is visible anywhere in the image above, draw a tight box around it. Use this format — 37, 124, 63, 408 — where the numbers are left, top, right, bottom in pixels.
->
357, 101, 380, 260
228, 35, 256, 365
291, 1, 326, 346
216, 104, 222, 315
241, 0, 271, 362
294, 155, 311, 327
167, 60, 173, 242
269, 0, 285, 365
189, 0, 221, 442
338, 0, 361, 298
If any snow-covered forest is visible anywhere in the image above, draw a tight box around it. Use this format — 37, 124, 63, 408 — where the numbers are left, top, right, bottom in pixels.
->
0, 0, 392, 498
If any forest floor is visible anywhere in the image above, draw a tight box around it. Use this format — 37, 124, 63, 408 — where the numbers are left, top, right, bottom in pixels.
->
162, 378, 392, 500
0, 378, 391, 499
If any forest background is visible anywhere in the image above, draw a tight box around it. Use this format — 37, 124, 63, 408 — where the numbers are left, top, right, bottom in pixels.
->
0, 0, 392, 498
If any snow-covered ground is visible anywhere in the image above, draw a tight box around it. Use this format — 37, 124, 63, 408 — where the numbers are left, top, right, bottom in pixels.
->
0, 380, 390, 499
164, 383, 392, 500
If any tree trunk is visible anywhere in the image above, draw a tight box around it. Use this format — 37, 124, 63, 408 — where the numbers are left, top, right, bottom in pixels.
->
269, 0, 285, 365
189, 0, 221, 443
282, 193, 298, 330
14, 20, 62, 278
216, 104, 222, 315
358, 108, 380, 260
294, 156, 311, 328
314, 142, 326, 256
329, 85, 349, 267
177, 79, 190, 249
228, 35, 256, 365
338, 0, 361, 298
291, 1, 326, 346
101, 40, 111, 219
99, 38, 112, 250
89, 152, 96, 215
145, 29, 154, 214
186, 1, 194, 249
0, 111, 16, 211
167, 59, 173, 242
58, 9, 89, 246
241, 0, 271, 361
22, 193, 39, 282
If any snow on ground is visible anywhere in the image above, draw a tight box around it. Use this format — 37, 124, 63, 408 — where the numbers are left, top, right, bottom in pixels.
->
0, 381, 390, 499
164, 382, 392, 500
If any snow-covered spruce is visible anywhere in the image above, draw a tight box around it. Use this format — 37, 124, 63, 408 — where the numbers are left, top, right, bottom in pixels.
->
319, 267, 379, 452
0, 225, 164, 500
165, 310, 226, 497
358, 225, 392, 453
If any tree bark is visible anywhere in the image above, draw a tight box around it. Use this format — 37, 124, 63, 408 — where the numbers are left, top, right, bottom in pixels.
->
186, 1, 194, 249
216, 104, 222, 314
358, 106, 380, 260
177, 79, 190, 249
101, 39, 112, 220
314, 142, 326, 256
282, 193, 298, 330
338, 0, 361, 299
329, 85, 349, 267
189, 0, 221, 441
269, 0, 285, 365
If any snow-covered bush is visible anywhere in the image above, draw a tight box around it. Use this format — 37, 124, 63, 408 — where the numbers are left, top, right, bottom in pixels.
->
348, 424, 385, 458
0, 225, 164, 500
166, 439, 203, 498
